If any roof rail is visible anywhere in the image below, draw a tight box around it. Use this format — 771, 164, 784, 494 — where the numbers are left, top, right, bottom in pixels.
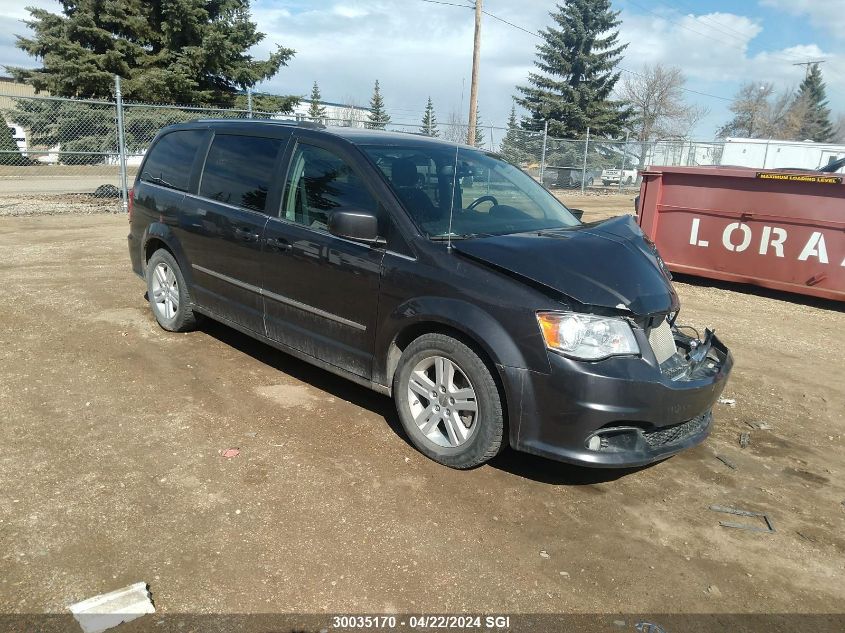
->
295, 120, 327, 130
193, 118, 326, 130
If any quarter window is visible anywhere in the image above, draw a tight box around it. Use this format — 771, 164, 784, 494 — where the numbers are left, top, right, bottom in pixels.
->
200, 134, 283, 213
283, 144, 378, 231
140, 130, 205, 192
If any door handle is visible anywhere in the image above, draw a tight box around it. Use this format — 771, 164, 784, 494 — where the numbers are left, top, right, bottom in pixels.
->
265, 236, 292, 252
234, 226, 260, 242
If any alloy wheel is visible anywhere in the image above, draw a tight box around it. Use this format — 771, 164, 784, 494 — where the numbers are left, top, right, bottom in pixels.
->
406, 355, 479, 448
150, 262, 179, 320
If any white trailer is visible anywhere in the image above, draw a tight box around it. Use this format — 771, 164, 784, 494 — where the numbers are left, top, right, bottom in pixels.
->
720, 137, 845, 173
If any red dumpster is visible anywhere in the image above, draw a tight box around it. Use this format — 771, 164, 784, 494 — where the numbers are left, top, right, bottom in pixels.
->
637, 165, 845, 301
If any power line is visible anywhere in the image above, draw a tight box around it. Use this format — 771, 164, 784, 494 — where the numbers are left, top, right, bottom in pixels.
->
624, 0, 812, 67
415, 0, 737, 103
647, 0, 759, 45
417, 0, 473, 8
478, 5, 734, 102
659, 0, 770, 42
481, 9, 540, 37
793, 59, 826, 79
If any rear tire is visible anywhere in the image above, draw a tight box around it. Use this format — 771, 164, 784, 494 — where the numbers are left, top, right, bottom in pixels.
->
393, 333, 505, 469
146, 249, 197, 332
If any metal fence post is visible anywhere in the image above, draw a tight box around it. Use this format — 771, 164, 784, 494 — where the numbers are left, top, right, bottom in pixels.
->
247, 89, 253, 119
762, 140, 770, 169
539, 120, 549, 184
114, 75, 128, 214
581, 127, 590, 194
618, 131, 629, 193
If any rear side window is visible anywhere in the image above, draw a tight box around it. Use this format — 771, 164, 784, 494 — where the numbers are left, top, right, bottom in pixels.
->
199, 134, 283, 213
140, 130, 205, 192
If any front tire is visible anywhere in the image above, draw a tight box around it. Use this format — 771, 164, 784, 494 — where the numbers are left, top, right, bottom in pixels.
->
146, 249, 197, 332
393, 333, 505, 469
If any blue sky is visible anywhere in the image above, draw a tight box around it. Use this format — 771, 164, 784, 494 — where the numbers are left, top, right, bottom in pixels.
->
1, 0, 842, 138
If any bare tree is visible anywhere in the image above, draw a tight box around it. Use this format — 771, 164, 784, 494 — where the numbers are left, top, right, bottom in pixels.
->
335, 97, 368, 128
773, 92, 810, 139
619, 64, 708, 170
834, 113, 845, 143
442, 110, 468, 144
717, 82, 773, 138
716, 82, 806, 140
620, 64, 709, 142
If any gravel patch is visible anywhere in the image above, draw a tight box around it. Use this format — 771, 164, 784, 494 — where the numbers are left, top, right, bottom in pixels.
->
0, 193, 121, 217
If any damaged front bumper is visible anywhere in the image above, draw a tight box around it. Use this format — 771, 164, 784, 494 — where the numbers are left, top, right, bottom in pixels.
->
501, 331, 733, 468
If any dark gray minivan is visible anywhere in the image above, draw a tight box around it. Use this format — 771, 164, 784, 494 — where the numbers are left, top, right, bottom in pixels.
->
128, 120, 732, 469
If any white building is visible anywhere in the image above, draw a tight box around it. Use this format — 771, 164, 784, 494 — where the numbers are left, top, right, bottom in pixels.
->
7, 123, 26, 152
286, 99, 372, 127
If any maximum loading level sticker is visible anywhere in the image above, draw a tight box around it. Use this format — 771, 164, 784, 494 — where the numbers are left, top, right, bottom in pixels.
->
756, 171, 842, 184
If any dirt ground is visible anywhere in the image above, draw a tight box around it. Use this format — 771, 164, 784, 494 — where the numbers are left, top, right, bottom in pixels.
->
1, 194, 843, 627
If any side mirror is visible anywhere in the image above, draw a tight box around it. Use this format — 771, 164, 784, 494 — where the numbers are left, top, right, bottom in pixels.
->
328, 209, 383, 244
569, 208, 584, 220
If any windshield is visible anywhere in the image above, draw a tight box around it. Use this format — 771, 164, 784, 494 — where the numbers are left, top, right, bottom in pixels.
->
363, 145, 580, 239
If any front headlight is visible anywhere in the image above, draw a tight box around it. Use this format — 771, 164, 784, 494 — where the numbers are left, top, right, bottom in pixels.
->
536, 311, 640, 360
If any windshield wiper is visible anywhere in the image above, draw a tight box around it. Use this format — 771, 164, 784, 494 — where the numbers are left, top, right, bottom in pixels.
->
142, 172, 176, 189
428, 233, 486, 241
820, 156, 845, 172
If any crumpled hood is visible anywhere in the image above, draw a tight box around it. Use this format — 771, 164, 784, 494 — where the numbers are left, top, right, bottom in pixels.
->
453, 215, 679, 316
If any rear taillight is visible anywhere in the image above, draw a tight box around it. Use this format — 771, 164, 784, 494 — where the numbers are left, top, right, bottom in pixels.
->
127, 187, 134, 222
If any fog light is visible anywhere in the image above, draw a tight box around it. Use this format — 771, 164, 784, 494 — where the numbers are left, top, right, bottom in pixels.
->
587, 435, 602, 451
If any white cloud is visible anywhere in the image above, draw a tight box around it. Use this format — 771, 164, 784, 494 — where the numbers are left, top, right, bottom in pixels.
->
1, 0, 841, 138
332, 4, 369, 19
618, 7, 843, 135
249, 0, 546, 127
760, 0, 845, 39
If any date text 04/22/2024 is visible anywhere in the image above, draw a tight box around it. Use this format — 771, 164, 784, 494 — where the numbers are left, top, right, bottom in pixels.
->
330, 615, 512, 629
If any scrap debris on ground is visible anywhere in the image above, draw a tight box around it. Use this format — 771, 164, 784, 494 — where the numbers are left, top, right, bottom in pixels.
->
68, 582, 154, 633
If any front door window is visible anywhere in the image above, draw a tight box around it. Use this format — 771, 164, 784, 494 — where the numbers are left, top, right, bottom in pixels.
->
283, 144, 378, 231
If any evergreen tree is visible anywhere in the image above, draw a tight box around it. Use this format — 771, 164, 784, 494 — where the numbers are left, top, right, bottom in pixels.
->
0, 123, 29, 165
420, 97, 439, 136
8, 0, 295, 106
473, 108, 485, 148
366, 80, 391, 130
516, 0, 631, 138
308, 82, 327, 121
10, 98, 196, 164
500, 104, 529, 164
794, 64, 833, 142
233, 92, 299, 114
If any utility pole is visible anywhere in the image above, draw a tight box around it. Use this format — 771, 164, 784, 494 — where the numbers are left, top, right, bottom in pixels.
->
466, 0, 483, 146
793, 60, 825, 78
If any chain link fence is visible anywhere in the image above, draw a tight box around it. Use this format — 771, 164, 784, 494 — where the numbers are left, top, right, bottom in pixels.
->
0, 74, 761, 215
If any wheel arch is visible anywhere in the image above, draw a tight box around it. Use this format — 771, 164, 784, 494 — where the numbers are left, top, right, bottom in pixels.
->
386, 321, 499, 387
141, 223, 193, 285
385, 319, 513, 451
378, 298, 542, 452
